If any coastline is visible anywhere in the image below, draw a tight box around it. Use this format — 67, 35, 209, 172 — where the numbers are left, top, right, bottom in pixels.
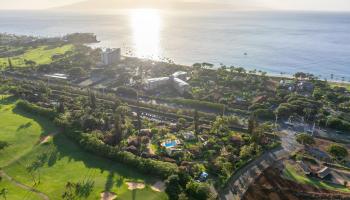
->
117, 53, 350, 85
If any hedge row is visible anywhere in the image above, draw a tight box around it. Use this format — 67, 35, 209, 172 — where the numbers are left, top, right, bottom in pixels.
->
167, 98, 224, 112
65, 130, 179, 179
16, 100, 57, 120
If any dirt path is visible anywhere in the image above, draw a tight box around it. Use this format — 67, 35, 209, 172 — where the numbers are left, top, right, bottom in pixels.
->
0, 170, 50, 200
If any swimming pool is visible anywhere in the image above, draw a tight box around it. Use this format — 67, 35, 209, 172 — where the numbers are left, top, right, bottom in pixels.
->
164, 141, 177, 148
161, 140, 180, 148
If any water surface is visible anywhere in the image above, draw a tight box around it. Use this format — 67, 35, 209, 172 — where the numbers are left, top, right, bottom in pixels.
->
1, 10, 350, 80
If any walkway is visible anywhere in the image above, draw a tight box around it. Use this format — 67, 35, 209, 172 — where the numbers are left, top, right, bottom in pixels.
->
0, 170, 50, 200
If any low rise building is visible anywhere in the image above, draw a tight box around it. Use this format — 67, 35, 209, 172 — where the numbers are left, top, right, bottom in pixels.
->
172, 77, 190, 95
171, 71, 187, 80
145, 77, 170, 90
145, 71, 190, 95
317, 166, 331, 179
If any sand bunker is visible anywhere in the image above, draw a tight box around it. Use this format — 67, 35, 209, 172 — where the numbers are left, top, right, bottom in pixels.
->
126, 182, 145, 190
151, 181, 165, 192
40, 135, 52, 144
100, 191, 117, 200
40, 132, 57, 144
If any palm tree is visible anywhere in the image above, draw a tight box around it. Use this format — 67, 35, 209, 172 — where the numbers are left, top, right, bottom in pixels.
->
193, 109, 199, 134
7, 58, 12, 70
0, 188, 8, 200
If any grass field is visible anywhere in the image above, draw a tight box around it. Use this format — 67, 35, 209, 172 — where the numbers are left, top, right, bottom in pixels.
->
0, 45, 73, 68
283, 163, 350, 193
0, 178, 42, 200
329, 82, 350, 91
0, 95, 167, 200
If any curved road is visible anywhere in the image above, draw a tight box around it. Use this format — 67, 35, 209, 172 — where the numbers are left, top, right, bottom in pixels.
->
220, 129, 302, 200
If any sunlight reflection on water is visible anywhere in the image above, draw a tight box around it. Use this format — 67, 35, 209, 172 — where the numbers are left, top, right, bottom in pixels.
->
129, 9, 162, 60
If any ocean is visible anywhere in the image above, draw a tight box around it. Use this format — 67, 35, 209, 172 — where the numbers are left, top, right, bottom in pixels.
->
1, 10, 350, 81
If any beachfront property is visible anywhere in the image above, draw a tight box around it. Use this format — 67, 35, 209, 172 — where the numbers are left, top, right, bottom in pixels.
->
145, 71, 190, 94
101, 48, 121, 65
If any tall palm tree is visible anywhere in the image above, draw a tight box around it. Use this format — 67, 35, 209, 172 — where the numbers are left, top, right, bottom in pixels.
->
0, 188, 8, 200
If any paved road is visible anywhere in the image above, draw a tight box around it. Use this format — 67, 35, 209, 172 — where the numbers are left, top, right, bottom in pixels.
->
220, 129, 302, 200
220, 148, 289, 200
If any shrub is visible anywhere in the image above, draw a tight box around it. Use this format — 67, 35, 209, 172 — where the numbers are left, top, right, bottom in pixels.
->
253, 109, 274, 120
185, 181, 214, 200
327, 144, 348, 160
165, 175, 182, 200
116, 86, 137, 97
65, 130, 178, 179
326, 117, 350, 132
16, 100, 57, 120
0, 141, 9, 151
168, 98, 224, 112
296, 133, 314, 145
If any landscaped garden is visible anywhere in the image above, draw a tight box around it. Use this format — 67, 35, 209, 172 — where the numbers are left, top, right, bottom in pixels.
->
0, 95, 167, 200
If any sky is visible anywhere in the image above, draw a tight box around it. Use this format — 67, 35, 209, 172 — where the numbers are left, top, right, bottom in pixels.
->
0, 0, 349, 11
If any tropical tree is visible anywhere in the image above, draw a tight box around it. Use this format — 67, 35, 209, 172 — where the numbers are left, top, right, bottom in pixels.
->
327, 144, 348, 160
62, 182, 75, 200
7, 58, 12, 69
0, 188, 8, 200
296, 133, 314, 146
24, 59, 36, 68
114, 105, 130, 144
193, 109, 199, 134
88, 90, 97, 109
165, 175, 182, 200
0, 141, 9, 151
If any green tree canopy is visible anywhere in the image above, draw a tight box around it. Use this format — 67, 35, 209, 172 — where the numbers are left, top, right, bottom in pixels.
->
327, 144, 348, 160
296, 133, 315, 145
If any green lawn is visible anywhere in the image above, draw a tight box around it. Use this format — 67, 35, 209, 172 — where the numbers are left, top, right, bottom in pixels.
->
0, 96, 167, 200
330, 82, 350, 91
0, 178, 42, 200
0, 95, 53, 167
0, 45, 73, 68
283, 163, 350, 193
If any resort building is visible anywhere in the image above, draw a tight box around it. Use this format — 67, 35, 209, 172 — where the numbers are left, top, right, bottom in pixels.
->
172, 77, 190, 95
171, 71, 188, 80
145, 71, 190, 95
101, 48, 121, 65
145, 77, 170, 90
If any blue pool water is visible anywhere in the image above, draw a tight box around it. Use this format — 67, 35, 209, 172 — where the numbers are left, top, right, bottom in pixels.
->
164, 141, 177, 148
